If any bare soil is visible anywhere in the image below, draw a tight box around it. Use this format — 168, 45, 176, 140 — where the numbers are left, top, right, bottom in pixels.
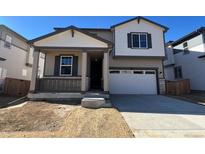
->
0, 101, 133, 138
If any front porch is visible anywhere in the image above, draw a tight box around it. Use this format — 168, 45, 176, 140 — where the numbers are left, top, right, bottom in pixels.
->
28, 26, 112, 100
28, 47, 110, 99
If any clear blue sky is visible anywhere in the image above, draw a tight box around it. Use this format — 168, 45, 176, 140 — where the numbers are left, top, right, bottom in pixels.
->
0, 16, 205, 42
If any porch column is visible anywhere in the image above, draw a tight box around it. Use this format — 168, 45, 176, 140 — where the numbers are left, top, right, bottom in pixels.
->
29, 50, 40, 92
103, 52, 109, 92
81, 51, 87, 91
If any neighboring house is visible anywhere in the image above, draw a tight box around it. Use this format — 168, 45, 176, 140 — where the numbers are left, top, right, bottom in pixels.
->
28, 16, 168, 100
0, 25, 44, 92
164, 27, 205, 91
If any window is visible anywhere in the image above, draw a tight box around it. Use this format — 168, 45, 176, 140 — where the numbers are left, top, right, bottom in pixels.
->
174, 66, 183, 79
145, 71, 155, 74
109, 70, 120, 74
183, 42, 190, 54
4, 35, 12, 48
121, 70, 132, 74
183, 42, 188, 49
133, 71, 144, 74
60, 56, 73, 76
131, 33, 148, 48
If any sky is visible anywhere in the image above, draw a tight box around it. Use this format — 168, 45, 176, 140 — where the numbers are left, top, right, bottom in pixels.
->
0, 16, 205, 42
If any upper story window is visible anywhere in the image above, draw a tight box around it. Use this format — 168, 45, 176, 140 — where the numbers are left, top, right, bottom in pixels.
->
60, 56, 73, 76
131, 33, 148, 48
128, 32, 152, 49
183, 42, 188, 49
183, 42, 190, 54
4, 35, 12, 48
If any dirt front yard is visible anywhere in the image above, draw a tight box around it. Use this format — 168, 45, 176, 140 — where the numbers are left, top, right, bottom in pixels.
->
0, 101, 133, 138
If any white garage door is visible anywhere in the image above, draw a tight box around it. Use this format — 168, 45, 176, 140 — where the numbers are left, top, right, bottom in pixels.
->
109, 69, 157, 94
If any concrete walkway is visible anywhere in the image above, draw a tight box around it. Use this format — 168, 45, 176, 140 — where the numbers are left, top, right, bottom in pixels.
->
111, 95, 205, 137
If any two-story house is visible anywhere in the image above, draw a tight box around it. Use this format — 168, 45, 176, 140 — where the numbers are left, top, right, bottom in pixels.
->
164, 27, 205, 91
0, 25, 44, 92
28, 16, 168, 100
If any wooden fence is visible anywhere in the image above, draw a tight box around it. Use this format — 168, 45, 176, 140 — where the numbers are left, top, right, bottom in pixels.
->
4, 77, 30, 97
166, 79, 190, 95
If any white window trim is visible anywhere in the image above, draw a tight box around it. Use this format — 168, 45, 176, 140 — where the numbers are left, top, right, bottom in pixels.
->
60, 56, 73, 76
131, 33, 148, 49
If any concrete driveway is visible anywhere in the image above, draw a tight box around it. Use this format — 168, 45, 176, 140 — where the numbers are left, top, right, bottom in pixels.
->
111, 95, 205, 137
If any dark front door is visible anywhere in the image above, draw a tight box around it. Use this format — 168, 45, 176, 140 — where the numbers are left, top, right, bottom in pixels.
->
90, 58, 102, 90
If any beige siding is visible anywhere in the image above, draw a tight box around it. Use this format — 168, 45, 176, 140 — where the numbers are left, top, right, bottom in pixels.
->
34, 30, 108, 48
0, 26, 29, 51
44, 51, 82, 76
86, 30, 113, 42
0, 40, 32, 80
109, 56, 164, 78
114, 19, 165, 57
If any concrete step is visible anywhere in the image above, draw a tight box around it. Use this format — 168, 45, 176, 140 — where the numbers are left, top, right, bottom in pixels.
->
83, 92, 109, 99
81, 97, 112, 109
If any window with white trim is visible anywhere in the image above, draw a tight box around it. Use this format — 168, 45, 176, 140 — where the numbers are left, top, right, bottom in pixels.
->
60, 56, 73, 76
131, 33, 148, 48
4, 35, 12, 48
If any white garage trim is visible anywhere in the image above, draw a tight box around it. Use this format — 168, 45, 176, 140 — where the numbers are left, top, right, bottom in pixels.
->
109, 69, 158, 94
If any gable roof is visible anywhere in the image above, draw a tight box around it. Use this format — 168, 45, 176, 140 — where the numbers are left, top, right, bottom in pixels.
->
111, 16, 169, 32
170, 27, 205, 47
29, 25, 112, 45
0, 25, 28, 42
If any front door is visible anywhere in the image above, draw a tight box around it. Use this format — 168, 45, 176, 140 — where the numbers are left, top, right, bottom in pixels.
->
90, 58, 102, 90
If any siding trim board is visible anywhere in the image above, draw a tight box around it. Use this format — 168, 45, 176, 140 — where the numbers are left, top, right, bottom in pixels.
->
34, 46, 109, 52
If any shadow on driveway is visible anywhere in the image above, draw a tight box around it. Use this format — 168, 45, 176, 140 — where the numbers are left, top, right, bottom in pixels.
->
111, 95, 205, 115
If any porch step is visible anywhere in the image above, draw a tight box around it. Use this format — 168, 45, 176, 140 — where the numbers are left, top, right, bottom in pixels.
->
83, 92, 110, 99
81, 97, 112, 109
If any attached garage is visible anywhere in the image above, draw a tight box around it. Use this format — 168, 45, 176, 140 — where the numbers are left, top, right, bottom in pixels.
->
109, 69, 158, 94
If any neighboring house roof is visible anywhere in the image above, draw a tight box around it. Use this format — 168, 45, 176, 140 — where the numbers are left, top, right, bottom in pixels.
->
0, 24, 28, 42
29, 25, 112, 45
170, 27, 205, 47
110, 16, 169, 32
0, 57, 6, 61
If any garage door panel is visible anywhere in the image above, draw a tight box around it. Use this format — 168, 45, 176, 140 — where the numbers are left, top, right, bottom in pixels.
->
109, 70, 157, 94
